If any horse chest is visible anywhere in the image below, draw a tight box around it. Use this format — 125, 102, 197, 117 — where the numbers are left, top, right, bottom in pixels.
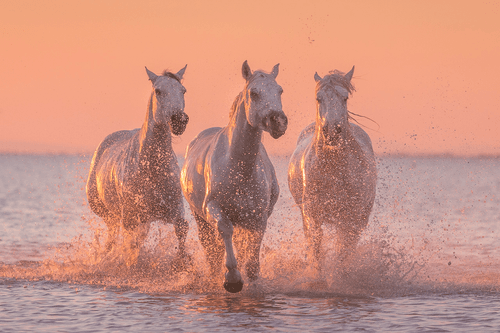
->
215, 178, 270, 222
117, 164, 180, 213
304, 169, 364, 210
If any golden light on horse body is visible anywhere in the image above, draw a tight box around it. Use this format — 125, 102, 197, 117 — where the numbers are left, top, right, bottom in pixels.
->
86, 65, 190, 267
181, 61, 287, 293
288, 66, 377, 266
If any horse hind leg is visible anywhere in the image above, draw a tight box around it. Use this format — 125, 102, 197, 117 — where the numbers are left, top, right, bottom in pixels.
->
243, 228, 265, 282
233, 228, 249, 265
193, 212, 224, 281
103, 216, 120, 252
87, 197, 118, 252
170, 217, 192, 271
335, 216, 368, 264
173, 217, 189, 256
302, 212, 323, 266
233, 228, 255, 280
123, 218, 150, 267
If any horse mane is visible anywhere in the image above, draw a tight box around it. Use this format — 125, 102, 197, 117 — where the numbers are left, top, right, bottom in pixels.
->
161, 70, 182, 83
317, 70, 355, 95
229, 92, 244, 119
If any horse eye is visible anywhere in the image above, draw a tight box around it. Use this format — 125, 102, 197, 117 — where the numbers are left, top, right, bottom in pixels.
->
250, 89, 259, 100
155, 89, 161, 95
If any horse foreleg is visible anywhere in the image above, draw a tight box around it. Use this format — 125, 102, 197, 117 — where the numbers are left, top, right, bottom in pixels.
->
104, 218, 119, 252
335, 218, 364, 263
194, 212, 224, 280
174, 217, 189, 256
245, 227, 265, 281
123, 220, 150, 267
302, 210, 323, 265
171, 217, 192, 271
206, 202, 243, 293
233, 228, 248, 264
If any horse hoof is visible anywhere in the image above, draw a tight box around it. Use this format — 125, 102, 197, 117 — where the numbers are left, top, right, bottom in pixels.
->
223, 281, 244, 293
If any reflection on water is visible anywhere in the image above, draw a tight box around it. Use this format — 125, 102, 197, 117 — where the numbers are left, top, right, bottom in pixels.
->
4, 278, 499, 332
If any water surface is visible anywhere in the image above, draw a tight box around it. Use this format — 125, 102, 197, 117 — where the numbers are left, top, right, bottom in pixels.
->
1, 154, 499, 332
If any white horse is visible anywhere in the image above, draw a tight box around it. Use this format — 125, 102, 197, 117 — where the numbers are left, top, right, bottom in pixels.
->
288, 66, 377, 266
86, 65, 189, 266
181, 61, 288, 292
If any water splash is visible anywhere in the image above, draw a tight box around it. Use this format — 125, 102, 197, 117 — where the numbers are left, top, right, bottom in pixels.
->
1, 214, 499, 297
1, 155, 499, 297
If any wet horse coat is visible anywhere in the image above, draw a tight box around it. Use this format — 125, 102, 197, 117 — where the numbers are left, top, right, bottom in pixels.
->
288, 67, 377, 264
86, 66, 189, 264
181, 61, 287, 292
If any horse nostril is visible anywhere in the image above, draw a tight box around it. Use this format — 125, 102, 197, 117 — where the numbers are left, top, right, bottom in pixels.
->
335, 125, 342, 134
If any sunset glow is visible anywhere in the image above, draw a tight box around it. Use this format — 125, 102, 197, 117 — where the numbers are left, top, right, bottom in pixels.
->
1, 0, 499, 155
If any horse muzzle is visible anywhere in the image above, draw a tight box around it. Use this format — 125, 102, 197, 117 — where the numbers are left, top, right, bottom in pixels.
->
263, 110, 288, 139
170, 112, 189, 136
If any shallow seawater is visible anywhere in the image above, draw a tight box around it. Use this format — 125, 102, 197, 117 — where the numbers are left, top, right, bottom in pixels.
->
1, 154, 499, 332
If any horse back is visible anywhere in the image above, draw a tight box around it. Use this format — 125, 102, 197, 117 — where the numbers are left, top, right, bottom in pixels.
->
185, 127, 222, 156
88, 129, 139, 178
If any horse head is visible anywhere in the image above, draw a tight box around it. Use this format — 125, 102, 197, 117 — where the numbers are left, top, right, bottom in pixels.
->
241, 60, 288, 139
314, 66, 355, 146
146, 65, 189, 136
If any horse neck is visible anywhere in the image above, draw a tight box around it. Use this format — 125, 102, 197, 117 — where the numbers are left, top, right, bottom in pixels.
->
139, 93, 173, 160
226, 101, 262, 167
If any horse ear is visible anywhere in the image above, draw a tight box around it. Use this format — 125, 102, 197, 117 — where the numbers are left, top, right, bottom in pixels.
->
314, 72, 322, 82
345, 66, 355, 82
145, 67, 158, 83
242, 60, 252, 81
176, 64, 187, 80
271, 63, 279, 78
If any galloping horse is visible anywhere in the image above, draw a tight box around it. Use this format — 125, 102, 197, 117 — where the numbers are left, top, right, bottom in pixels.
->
86, 65, 189, 265
288, 66, 377, 266
181, 61, 288, 292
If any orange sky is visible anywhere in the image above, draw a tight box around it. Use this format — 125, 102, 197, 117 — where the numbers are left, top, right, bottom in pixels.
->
1, 0, 499, 156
